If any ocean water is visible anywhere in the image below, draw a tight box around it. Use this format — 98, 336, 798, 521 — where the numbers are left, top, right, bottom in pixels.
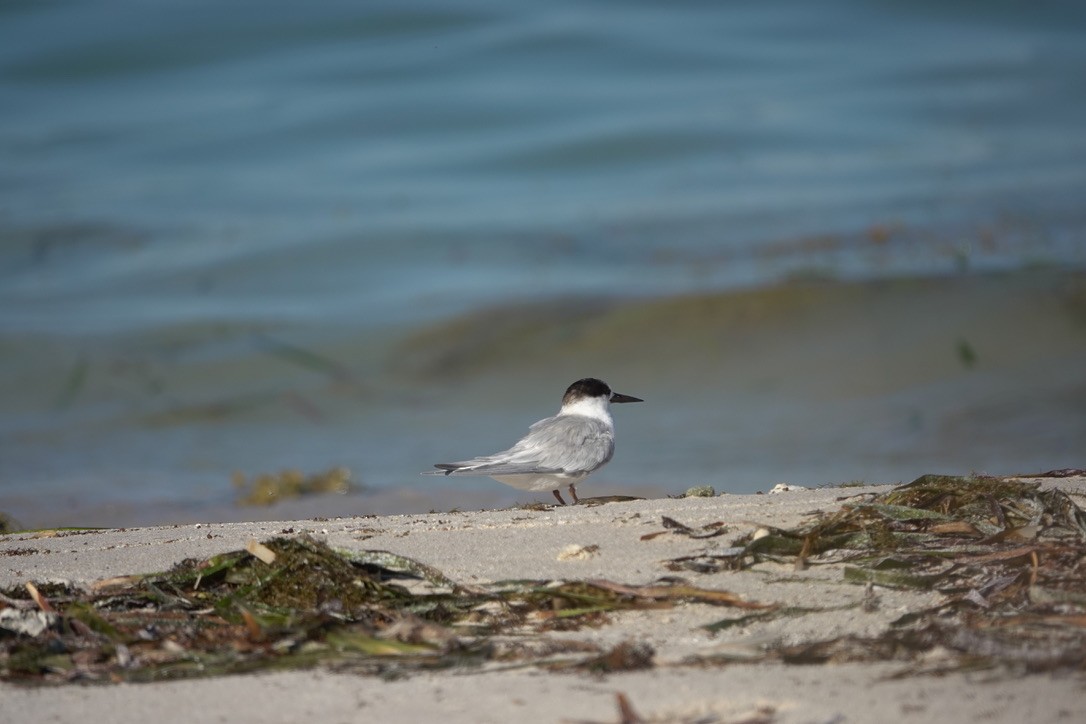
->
1, 1, 1084, 527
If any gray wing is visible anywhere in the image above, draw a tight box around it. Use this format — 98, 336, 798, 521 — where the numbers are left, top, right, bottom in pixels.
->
427, 414, 614, 476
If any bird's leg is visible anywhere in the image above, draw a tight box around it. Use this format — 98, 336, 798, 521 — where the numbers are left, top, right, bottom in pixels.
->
552, 489, 567, 506
568, 483, 579, 504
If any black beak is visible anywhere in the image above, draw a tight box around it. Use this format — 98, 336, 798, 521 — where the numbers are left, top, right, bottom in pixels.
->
610, 392, 643, 404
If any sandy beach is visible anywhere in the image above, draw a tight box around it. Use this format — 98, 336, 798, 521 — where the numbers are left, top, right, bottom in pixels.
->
3, 477, 1085, 723
4, 6, 1084, 721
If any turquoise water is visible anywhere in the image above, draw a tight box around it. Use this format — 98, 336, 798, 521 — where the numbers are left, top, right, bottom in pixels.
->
1, 1, 1085, 526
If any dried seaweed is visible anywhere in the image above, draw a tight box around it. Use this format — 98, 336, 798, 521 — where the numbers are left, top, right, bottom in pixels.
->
552, 641, 655, 674
674, 475, 1086, 673
641, 517, 729, 541
5, 475, 1082, 685
0, 536, 764, 685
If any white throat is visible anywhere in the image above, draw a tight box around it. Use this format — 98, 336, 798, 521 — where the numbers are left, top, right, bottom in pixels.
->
558, 395, 614, 425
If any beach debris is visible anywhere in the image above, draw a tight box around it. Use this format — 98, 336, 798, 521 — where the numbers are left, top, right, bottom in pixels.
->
557, 544, 601, 561
674, 474, 1086, 674
25, 583, 55, 613
641, 517, 728, 541
245, 540, 277, 565
1018, 468, 1086, 478
0, 609, 57, 637
680, 485, 716, 498
337, 548, 485, 595
4, 475, 1082, 685
232, 466, 354, 507
767, 484, 806, 494
0, 536, 765, 685
577, 641, 655, 673
614, 692, 645, 724
572, 693, 778, 724
861, 582, 880, 612
515, 501, 553, 511
579, 496, 646, 507
576, 580, 772, 610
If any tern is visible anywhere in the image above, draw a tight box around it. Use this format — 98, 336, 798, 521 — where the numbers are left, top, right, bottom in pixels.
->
424, 377, 642, 505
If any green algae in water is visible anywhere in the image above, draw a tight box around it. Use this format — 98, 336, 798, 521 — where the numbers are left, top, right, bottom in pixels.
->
0, 511, 26, 535
232, 467, 355, 507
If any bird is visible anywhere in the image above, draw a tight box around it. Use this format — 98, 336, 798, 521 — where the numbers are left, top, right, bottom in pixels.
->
424, 377, 642, 505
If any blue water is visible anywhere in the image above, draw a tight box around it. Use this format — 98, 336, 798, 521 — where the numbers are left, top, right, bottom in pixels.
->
1, 1, 1085, 526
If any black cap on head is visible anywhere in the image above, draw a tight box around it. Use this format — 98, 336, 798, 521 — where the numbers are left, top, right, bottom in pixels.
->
563, 378, 642, 405
564, 378, 611, 402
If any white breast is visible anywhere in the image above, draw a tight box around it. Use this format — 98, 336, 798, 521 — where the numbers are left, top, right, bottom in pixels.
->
557, 395, 614, 426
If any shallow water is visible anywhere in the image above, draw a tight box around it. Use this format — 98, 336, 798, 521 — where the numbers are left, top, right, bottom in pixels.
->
3, 268, 1083, 527
1, 1, 1085, 526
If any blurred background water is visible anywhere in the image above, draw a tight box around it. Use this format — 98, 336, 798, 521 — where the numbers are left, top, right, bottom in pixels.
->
1, 0, 1084, 528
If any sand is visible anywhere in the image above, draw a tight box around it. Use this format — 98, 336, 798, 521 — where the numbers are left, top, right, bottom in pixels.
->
3, 480, 1085, 723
